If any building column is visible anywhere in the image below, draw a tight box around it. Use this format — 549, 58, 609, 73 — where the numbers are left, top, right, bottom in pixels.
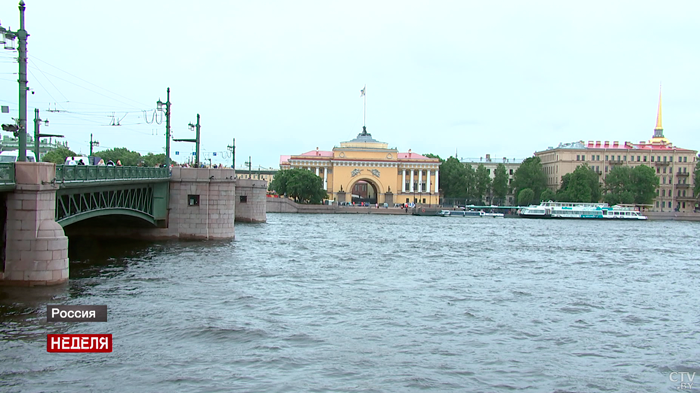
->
418, 169, 423, 193
409, 169, 414, 192
427, 170, 431, 193
435, 169, 439, 193
323, 168, 327, 190
315, 167, 319, 176
402, 169, 406, 192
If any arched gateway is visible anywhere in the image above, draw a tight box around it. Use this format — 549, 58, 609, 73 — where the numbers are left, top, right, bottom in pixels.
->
350, 179, 378, 205
281, 127, 442, 206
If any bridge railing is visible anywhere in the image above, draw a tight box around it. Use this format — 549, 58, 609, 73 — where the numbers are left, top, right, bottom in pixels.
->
0, 163, 15, 185
55, 165, 170, 183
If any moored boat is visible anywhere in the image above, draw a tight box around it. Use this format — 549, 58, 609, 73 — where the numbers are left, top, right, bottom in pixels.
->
438, 210, 505, 218
518, 201, 647, 220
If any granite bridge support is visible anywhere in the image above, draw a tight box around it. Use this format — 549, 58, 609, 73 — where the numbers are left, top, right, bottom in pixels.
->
1, 163, 68, 286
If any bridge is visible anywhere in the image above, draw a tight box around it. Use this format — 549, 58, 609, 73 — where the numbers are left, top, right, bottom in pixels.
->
0, 162, 267, 287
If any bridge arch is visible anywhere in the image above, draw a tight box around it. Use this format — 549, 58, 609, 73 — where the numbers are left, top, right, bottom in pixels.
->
58, 208, 157, 227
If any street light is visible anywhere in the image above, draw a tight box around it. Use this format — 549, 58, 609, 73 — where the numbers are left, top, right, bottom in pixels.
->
34, 108, 63, 161
156, 88, 171, 167
173, 114, 200, 167
0, 1, 29, 161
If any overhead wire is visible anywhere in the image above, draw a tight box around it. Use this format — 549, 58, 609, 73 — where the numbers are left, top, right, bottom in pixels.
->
30, 56, 150, 109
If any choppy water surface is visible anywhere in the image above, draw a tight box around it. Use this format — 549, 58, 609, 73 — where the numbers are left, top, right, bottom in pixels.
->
1, 213, 699, 392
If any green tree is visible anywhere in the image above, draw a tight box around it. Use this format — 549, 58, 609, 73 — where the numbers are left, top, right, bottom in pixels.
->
94, 147, 143, 166
603, 165, 658, 205
142, 153, 170, 167
540, 188, 556, 202
269, 169, 327, 204
439, 157, 468, 198
423, 153, 445, 164
474, 164, 492, 203
463, 163, 477, 202
518, 188, 535, 206
42, 146, 77, 164
512, 156, 547, 202
630, 165, 659, 204
492, 164, 509, 205
555, 164, 601, 202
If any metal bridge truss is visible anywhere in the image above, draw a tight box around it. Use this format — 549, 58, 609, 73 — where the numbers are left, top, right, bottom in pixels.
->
56, 184, 160, 227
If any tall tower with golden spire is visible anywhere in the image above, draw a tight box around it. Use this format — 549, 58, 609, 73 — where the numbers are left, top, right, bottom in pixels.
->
653, 86, 664, 138
650, 85, 670, 145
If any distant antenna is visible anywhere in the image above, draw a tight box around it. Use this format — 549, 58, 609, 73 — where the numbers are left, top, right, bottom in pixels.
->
47, 103, 61, 113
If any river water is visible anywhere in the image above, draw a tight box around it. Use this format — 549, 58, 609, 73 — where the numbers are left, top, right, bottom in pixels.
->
1, 213, 699, 392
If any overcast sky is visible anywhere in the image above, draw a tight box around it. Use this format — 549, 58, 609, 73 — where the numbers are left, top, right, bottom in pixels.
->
1, 0, 698, 168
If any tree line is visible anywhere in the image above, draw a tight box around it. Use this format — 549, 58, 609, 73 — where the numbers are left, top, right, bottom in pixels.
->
42, 146, 169, 167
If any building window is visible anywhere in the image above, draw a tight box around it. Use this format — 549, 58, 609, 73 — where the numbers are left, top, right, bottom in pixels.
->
605, 166, 608, 172
605, 155, 609, 161
663, 167, 666, 174
644, 156, 647, 162
596, 155, 600, 161
656, 201, 659, 208
684, 156, 687, 162
188, 195, 200, 206
662, 177, 666, 184
239, 195, 248, 203
406, 198, 409, 203
683, 202, 686, 208
623, 155, 626, 161
509, 169, 513, 175
637, 156, 640, 162
576, 155, 580, 161
657, 167, 660, 174
422, 198, 426, 203
651, 156, 654, 162
657, 156, 661, 162
663, 156, 667, 162
662, 189, 665, 197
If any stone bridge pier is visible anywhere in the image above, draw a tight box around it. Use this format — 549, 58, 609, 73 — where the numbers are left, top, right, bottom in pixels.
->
1, 163, 68, 286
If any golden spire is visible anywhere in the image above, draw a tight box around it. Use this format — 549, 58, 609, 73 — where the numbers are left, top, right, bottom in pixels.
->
654, 85, 662, 131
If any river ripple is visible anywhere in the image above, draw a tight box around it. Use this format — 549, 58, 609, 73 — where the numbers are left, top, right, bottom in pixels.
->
1, 213, 699, 392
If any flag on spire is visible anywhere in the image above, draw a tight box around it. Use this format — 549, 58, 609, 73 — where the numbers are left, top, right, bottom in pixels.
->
360, 85, 366, 97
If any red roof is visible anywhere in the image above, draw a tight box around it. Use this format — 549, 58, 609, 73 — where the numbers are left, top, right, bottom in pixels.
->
583, 140, 694, 151
279, 155, 290, 164
398, 152, 431, 159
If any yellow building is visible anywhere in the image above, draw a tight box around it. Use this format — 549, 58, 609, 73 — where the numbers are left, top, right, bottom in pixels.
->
535, 89, 698, 212
280, 128, 441, 206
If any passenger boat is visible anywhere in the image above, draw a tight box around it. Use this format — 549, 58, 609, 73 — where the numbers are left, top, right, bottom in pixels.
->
518, 201, 647, 220
438, 210, 505, 218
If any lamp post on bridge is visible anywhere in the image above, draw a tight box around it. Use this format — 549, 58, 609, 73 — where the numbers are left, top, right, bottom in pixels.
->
173, 113, 200, 167
33, 108, 63, 161
227, 138, 235, 169
0, 1, 29, 161
89, 133, 99, 157
156, 88, 172, 168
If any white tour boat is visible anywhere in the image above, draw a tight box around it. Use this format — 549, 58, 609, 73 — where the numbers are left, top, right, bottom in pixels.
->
518, 201, 647, 220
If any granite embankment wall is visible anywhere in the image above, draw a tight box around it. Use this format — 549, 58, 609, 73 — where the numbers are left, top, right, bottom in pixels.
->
646, 212, 700, 221
266, 198, 415, 215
